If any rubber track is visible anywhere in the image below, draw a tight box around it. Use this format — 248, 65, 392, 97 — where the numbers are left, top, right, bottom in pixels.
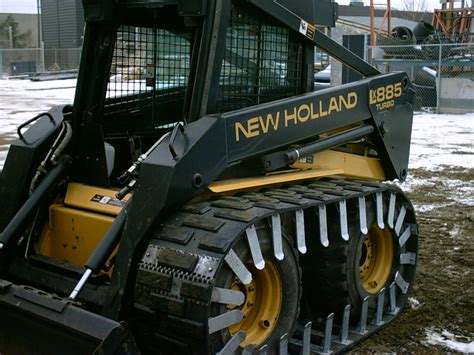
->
133, 177, 417, 354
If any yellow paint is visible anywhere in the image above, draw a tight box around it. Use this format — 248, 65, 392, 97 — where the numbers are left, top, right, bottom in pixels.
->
38, 205, 115, 269
369, 82, 403, 111
37, 182, 125, 273
359, 226, 394, 294
208, 168, 343, 193
229, 260, 282, 347
234, 91, 358, 142
291, 150, 386, 181
65, 182, 128, 216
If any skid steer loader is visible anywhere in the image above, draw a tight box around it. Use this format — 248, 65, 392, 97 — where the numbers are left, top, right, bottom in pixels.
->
0, 0, 418, 353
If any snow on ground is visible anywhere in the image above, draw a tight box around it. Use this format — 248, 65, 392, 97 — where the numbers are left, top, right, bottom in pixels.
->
410, 112, 474, 171
423, 328, 474, 353
0, 78, 76, 169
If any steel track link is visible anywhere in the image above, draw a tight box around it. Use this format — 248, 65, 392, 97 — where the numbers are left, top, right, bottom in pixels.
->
133, 177, 418, 354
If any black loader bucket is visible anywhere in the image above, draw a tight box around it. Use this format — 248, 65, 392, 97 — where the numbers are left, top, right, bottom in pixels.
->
0, 280, 139, 354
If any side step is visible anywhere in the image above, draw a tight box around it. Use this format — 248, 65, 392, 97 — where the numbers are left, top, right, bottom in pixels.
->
0, 280, 139, 354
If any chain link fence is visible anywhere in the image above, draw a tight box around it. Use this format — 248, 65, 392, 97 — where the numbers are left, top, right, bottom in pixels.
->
368, 42, 474, 113
0, 47, 82, 76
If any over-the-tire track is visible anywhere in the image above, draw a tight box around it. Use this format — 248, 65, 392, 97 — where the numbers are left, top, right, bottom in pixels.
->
132, 177, 418, 354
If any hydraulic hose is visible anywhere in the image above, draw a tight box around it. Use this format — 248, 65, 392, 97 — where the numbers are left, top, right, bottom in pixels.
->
29, 122, 67, 195
0, 155, 71, 250
69, 201, 129, 300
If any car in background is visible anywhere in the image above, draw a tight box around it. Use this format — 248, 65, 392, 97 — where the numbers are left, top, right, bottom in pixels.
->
314, 64, 331, 90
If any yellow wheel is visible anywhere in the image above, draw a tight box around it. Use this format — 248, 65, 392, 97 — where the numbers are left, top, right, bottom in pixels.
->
212, 224, 300, 352
228, 260, 283, 347
359, 226, 394, 294
306, 194, 418, 324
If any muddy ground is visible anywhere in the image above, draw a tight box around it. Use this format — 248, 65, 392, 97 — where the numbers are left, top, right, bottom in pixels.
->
352, 166, 474, 353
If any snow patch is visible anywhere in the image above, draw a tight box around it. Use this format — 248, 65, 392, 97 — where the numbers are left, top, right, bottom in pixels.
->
424, 328, 474, 353
407, 297, 422, 310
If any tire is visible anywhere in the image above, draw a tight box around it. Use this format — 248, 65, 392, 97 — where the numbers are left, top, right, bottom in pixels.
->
210, 220, 301, 352
302, 192, 418, 322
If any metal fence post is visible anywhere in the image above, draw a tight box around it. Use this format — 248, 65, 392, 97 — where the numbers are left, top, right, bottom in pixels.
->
436, 43, 442, 114
40, 44, 45, 73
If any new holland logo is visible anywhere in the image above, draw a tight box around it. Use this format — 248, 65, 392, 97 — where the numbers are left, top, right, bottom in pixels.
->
234, 92, 358, 142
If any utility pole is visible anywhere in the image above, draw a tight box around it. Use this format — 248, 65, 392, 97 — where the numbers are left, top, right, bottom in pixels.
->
37, 0, 42, 47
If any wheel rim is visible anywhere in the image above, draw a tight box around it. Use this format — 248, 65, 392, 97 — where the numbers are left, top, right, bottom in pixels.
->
359, 226, 394, 294
228, 259, 282, 347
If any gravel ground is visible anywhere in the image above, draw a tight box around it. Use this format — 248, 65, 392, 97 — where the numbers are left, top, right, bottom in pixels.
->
0, 78, 473, 353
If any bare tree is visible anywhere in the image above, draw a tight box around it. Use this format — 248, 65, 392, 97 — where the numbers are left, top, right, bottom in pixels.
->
401, 0, 428, 12
400, 0, 430, 21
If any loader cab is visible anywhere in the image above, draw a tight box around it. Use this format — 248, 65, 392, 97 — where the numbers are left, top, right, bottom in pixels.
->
71, 0, 314, 188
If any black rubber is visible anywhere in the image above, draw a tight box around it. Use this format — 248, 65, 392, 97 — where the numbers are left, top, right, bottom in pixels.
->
302, 195, 418, 322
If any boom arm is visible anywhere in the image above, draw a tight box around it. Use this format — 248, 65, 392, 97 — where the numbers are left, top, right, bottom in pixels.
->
104, 70, 414, 317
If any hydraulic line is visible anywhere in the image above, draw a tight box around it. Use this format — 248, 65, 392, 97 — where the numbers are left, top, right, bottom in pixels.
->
0, 156, 71, 250
29, 122, 67, 195
116, 132, 170, 199
69, 202, 129, 300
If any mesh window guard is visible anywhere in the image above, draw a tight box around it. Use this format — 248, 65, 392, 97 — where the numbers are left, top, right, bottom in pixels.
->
106, 26, 191, 116
217, 5, 303, 112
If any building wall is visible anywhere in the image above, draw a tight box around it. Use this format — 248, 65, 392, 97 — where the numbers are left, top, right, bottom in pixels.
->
41, 0, 84, 69
330, 23, 369, 85
0, 13, 39, 48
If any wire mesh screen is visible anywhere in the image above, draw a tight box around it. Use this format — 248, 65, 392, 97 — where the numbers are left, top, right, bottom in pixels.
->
217, 5, 303, 111
106, 26, 191, 115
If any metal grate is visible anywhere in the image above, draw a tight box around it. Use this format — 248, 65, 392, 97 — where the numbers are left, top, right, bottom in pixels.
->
217, 5, 303, 112
106, 26, 191, 115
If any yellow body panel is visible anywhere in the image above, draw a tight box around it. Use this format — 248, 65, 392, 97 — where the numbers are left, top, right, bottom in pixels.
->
208, 168, 343, 193
64, 182, 128, 216
38, 183, 124, 270
38, 204, 114, 267
291, 150, 386, 181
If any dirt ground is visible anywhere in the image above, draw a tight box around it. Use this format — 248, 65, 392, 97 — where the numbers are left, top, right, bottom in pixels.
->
352, 166, 474, 353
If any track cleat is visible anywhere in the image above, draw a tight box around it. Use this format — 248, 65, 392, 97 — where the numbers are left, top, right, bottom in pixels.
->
246, 225, 265, 270
271, 214, 284, 260
358, 196, 368, 235
208, 310, 244, 334
387, 193, 396, 229
394, 205, 407, 236
374, 287, 386, 326
224, 249, 252, 285
319, 205, 329, 247
339, 200, 349, 241
321, 313, 334, 353
211, 287, 245, 306
339, 305, 351, 345
302, 322, 312, 355
388, 281, 400, 315
395, 271, 410, 294
295, 209, 307, 253
216, 331, 246, 355
376, 192, 385, 229
399, 226, 412, 247
279, 333, 289, 355
356, 296, 369, 334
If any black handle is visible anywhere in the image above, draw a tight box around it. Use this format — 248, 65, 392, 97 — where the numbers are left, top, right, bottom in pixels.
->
17, 112, 56, 142
168, 123, 186, 159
